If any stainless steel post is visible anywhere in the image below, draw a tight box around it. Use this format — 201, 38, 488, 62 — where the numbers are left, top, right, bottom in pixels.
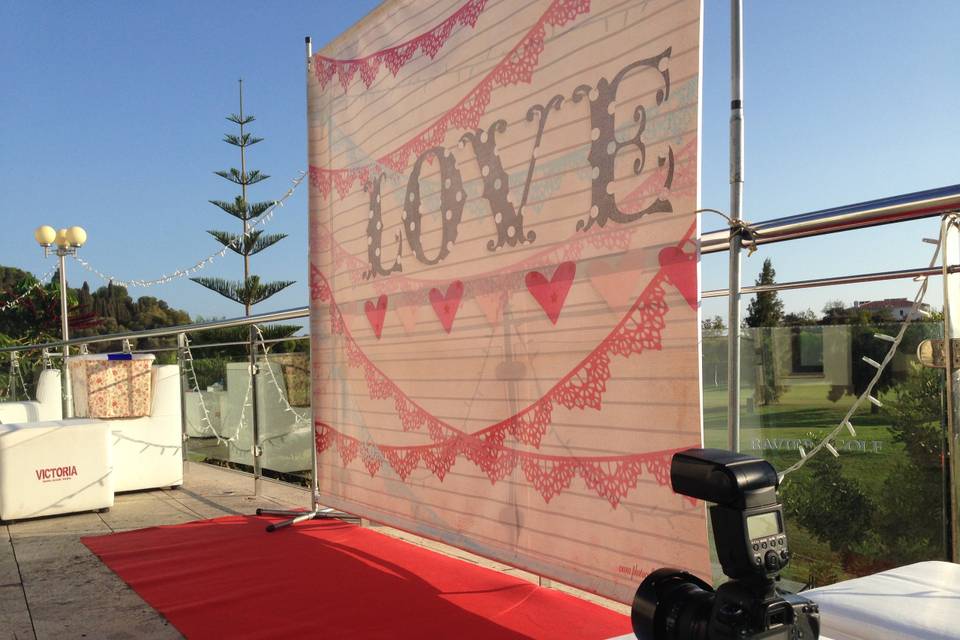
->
250, 325, 262, 495
58, 251, 73, 418
941, 215, 960, 562
727, 0, 744, 451
256, 36, 358, 530
177, 332, 190, 463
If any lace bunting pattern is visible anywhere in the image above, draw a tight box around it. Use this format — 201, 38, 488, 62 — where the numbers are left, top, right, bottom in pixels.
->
310, 0, 592, 199
314, 0, 489, 91
309, 222, 698, 507
316, 420, 692, 508
311, 264, 668, 448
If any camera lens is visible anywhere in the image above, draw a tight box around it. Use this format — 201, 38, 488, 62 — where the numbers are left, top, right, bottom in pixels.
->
631, 568, 714, 640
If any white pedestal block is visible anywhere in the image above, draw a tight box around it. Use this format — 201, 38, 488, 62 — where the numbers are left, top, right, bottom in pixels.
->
0, 419, 114, 521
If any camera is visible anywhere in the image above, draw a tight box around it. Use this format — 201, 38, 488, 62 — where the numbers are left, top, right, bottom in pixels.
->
631, 448, 820, 640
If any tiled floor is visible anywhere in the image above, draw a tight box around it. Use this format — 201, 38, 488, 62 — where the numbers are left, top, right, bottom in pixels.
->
0, 462, 628, 639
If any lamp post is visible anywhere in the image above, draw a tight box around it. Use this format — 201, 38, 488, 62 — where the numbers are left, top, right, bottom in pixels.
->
34, 225, 87, 418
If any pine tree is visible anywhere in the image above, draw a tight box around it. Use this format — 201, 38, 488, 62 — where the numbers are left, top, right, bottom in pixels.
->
745, 259, 784, 328
745, 258, 784, 405
191, 80, 294, 316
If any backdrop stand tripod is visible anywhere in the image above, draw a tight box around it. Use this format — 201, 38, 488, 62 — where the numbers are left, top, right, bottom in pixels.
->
258, 33, 360, 534
256, 423, 360, 532
257, 413, 358, 531
257, 499, 360, 532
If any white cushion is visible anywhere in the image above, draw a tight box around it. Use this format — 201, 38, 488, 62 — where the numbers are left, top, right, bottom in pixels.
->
0, 369, 62, 423
109, 365, 183, 492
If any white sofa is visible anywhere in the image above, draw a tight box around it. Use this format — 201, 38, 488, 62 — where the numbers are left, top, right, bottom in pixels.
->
0, 369, 62, 423
0, 361, 183, 521
7, 361, 184, 492
106, 364, 183, 492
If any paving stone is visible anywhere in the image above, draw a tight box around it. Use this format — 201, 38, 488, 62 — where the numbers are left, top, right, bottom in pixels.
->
6, 512, 110, 540
97, 495, 199, 531
30, 602, 182, 640
0, 526, 22, 584
3, 461, 630, 636
0, 583, 34, 640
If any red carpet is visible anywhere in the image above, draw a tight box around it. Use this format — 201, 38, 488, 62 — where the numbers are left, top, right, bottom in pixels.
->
82, 515, 632, 639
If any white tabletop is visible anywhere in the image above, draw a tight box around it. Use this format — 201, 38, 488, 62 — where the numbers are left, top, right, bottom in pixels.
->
805, 561, 960, 640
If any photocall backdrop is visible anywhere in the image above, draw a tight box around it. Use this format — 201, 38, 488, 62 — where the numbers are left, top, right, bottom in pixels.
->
307, 0, 708, 603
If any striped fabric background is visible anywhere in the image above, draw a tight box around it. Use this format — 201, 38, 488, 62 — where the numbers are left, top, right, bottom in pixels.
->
307, 0, 708, 603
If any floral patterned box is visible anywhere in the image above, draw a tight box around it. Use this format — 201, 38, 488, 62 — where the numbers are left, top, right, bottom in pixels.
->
68, 354, 155, 418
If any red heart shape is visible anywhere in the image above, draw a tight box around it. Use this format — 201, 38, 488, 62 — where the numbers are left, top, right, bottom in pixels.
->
364, 294, 388, 339
525, 261, 576, 324
658, 246, 698, 310
429, 281, 464, 334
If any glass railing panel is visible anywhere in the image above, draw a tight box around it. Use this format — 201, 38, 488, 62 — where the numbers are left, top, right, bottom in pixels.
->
182, 342, 249, 472
255, 343, 312, 486
0, 348, 51, 406
182, 328, 313, 487
704, 318, 949, 588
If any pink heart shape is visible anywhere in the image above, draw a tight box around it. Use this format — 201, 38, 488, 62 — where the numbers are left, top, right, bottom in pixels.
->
525, 261, 576, 324
363, 294, 388, 339
429, 281, 464, 334
658, 246, 698, 310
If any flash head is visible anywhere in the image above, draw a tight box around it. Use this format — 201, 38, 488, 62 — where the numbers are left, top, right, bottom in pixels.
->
670, 448, 779, 509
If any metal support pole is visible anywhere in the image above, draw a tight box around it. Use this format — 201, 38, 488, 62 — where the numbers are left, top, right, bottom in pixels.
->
249, 325, 262, 495
941, 215, 960, 562
177, 333, 190, 463
256, 36, 359, 531
58, 251, 73, 418
727, 0, 744, 451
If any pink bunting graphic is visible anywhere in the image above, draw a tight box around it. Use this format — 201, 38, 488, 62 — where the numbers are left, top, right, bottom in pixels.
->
586, 250, 646, 310
316, 421, 694, 509
526, 261, 576, 324
313, 0, 489, 92
309, 0, 593, 199
658, 246, 698, 311
394, 305, 419, 335
474, 290, 506, 327
309, 220, 699, 508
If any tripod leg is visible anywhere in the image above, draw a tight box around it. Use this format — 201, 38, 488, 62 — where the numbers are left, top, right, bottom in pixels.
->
266, 510, 320, 532
256, 508, 305, 517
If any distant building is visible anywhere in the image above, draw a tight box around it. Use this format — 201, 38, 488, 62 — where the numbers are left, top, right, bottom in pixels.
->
851, 298, 932, 321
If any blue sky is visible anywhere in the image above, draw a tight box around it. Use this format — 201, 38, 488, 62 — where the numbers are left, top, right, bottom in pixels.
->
2, 1, 958, 324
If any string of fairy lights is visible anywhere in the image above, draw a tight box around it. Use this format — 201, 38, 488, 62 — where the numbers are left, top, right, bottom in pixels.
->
70, 171, 305, 289
1, 198, 954, 479
253, 325, 309, 428
777, 213, 955, 480
0, 172, 304, 315
0, 267, 58, 313
178, 328, 309, 455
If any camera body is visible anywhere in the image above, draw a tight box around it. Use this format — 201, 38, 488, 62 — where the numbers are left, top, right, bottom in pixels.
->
631, 448, 820, 640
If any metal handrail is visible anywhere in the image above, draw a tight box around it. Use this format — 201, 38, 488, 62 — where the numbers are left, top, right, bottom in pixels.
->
0, 306, 309, 354
3, 184, 959, 356
702, 183, 960, 253
703, 264, 960, 298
